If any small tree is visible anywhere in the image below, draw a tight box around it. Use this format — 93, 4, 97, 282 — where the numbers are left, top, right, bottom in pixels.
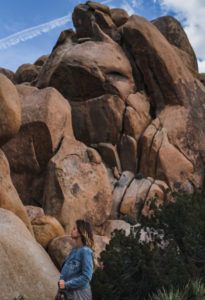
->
92, 188, 205, 300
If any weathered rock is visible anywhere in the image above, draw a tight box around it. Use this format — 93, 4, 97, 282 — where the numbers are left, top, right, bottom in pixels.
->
0, 67, 15, 83
34, 54, 49, 66
152, 16, 198, 74
86, 1, 111, 14
25, 205, 45, 222
103, 219, 131, 238
43, 136, 113, 233
120, 178, 152, 219
31, 215, 65, 248
118, 134, 138, 173
2, 85, 73, 205
156, 129, 194, 189
0, 208, 59, 300
15, 63, 41, 84
0, 149, 33, 235
141, 180, 168, 217
124, 92, 151, 141
97, 143, 121, 172
139, 118, 163, 179
47, 235, 75, 270
120, 15, 194, 110
93, 234, 110, 258
198, 73, 205, 87
72, 2, 120, 42
139, 118, 195, 189
110, 170, 135, 219
71, 94, 125, 145
0, 73, 21, 145
110, 8, 129, 27
36, 23, 135, 101
106, 167, 118, 192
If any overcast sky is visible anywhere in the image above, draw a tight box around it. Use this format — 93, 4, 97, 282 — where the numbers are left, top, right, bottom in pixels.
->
0, 0, 204, 73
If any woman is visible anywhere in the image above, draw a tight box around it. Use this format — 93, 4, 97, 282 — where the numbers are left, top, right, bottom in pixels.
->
55, 219, 96, 300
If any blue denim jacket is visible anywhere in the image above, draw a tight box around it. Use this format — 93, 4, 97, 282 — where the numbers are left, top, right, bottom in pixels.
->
58, 245, 94, 291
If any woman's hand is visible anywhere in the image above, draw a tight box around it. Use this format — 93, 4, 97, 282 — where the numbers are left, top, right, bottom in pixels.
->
59, 280, 66, 289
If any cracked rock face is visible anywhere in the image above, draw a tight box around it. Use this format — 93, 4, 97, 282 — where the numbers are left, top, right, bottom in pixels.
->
1, 1, 205, 250
2, 85, 73, 206
43, 136, 113, 234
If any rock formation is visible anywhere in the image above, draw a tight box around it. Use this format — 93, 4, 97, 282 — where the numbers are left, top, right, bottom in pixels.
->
1, 2, 205, 297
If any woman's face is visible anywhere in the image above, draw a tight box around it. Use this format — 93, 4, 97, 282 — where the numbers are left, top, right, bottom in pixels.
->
71, 223, 80, 239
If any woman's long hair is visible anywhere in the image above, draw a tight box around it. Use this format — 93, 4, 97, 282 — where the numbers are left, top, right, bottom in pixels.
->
76, 219, 98, 271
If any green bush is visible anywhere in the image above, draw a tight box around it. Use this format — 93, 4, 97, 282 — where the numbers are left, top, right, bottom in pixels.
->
149, 287, 180, 300
149, 280, 205, 300
92, 188, 205, 300
12, 296, 24, 300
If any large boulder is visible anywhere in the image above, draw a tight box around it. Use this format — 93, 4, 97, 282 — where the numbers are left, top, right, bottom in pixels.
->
36, 23, 135, 102
2, 85, 73, 205
34, 54, 50, 66
0, 67, 15, 83
71, 94, 125, 145
0, 73, 21, 145
120, 178, 152, 219
25, 205, 45, 222
48, 235, 75, 270
72, 2, 120, 42
110, 171, 135, 219
152, 16, 198, 75
139, 118, 195, 188
0, 149, 33, 235
103, 219, 131, 238
0, 208, 59, 300
121, 15, 205, 188
120, 15, 195, 109
15, 63, 41, 84
43, 136, 113, 233
31, 215, 65, 248
110, 8, 129, 27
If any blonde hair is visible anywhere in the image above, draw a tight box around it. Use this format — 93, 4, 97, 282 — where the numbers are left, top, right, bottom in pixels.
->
76, 219, 98, 271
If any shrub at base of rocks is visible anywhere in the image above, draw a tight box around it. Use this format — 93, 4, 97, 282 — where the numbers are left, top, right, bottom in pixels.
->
91, 188, 205, 300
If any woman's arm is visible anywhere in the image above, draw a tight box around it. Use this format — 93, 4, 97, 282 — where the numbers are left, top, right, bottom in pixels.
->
65, 248, 94, 290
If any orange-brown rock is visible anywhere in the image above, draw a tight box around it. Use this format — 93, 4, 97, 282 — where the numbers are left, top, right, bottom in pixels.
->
43, 136, 113, 233
2, 85, 73, 205
121, 15, 195, 109
93, 234, 110, 258
0, 73, 21, 145
72, 2, 120, 42
34, 54, 49, 66
36, 23, 135, 101
110, 171, 135, 219
71, 94, 125, 145
25, 205, 45, 222
198, 73, 205, 87
0, 67, 15, 83
141, 180, 168, 217
15, 63, 41, 84
124, 92, 151, 141
110, 8, 128, 27
31, 215, 65, 248
0, 208, 59, 300
139, 119, 195, 189
118, 134, 137, 172
120, 178, 152, 219
152, 16, 198, 75
47, 235, 75, 270
156, 129, 194, 188
97, 143, 121, 172
103, 219, 131, 238
0, 149, 33, 235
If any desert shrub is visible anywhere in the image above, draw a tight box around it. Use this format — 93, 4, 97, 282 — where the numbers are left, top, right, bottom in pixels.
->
92, 188, 205, 300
